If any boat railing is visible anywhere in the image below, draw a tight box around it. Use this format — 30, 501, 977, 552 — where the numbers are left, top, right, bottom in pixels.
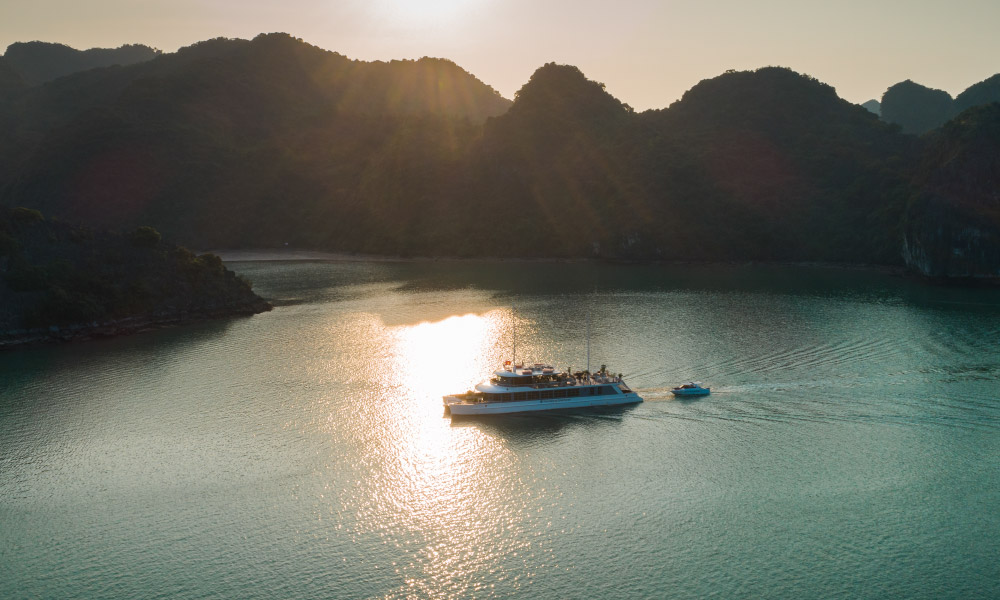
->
491, 380, 570, 390
490, 375, 624, 389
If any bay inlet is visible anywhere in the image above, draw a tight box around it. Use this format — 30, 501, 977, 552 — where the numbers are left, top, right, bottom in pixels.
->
2, 261, 998, 599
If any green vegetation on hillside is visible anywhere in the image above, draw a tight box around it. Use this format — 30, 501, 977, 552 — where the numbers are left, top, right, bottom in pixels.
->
0, 207, 269, 334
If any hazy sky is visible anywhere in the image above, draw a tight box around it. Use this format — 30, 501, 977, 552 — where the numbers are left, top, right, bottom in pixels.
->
3, 0, 999, 110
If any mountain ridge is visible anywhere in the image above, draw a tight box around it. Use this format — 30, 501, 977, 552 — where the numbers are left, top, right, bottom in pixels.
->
880, 74, 1000, 134
3, 41, 161, 85
0, 34, 997, 279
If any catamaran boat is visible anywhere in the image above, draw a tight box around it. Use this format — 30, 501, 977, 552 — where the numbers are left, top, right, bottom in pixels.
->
670, 381, 711, 396
443, 363, 643, 416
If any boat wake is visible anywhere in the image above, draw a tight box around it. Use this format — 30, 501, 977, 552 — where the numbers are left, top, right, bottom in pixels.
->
639, 387, 717, 401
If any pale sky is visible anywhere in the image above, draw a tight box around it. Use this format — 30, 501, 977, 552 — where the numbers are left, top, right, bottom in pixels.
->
2, 0, 998, 110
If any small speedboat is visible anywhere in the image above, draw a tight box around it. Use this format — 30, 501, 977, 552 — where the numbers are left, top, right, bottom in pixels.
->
670, 382, 710, 396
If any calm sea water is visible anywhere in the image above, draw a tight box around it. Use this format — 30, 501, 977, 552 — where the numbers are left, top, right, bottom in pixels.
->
2, 261, 999, 599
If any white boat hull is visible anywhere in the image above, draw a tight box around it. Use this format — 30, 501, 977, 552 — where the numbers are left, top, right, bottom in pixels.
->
445, 392, 642, 415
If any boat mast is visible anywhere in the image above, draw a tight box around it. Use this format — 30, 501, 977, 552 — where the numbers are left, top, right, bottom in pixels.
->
586, 305, 591, 377
512, 304, 516, 367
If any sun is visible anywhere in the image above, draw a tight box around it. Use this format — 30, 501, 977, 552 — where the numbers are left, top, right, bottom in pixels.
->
374, 0, 480, 27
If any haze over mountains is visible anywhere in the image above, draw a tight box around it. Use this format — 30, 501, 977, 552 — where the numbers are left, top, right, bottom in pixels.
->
1, 33, 999, 279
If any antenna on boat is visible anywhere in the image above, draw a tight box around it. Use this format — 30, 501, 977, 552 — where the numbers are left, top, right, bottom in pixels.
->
586, 304, 591, 377
512, 303, 516, 367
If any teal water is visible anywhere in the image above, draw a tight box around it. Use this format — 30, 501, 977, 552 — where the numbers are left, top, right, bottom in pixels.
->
2, 261, 999, 599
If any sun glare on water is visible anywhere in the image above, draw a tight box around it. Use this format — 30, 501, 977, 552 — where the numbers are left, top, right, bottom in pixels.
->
337, 309, 532, 594
391, 311, 506, 401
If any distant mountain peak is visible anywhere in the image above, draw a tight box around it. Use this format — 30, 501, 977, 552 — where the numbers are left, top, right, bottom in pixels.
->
880, 79, 953, 135
861, 99, 881, 116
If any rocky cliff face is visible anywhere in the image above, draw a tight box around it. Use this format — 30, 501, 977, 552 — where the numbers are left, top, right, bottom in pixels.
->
902, 104, 1000, 280
903, 206, 1000, 279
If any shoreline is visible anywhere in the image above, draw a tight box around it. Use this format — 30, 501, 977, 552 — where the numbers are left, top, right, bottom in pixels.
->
213, 249, 1000, 286
207, 249, 587, 265
208, 248, 903, 274
0, 300, 272, 351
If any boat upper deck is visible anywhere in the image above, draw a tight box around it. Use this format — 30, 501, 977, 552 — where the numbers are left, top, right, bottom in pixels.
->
479, 363, 630, 393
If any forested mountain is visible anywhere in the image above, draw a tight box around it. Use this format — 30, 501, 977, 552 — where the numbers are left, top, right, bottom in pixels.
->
634, 68, 913, 263
451, 65, 913, 262
0, 33, 996, 277
903, 103, 1000, 278
462, 63, 638, 256
3, 41, 160, 85
0, 33, 509, 249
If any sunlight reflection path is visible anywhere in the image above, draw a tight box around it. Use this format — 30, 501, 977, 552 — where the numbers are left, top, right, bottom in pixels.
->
332, 309, 539, 597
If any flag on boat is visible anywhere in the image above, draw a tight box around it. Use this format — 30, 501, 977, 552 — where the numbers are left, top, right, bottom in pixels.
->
504, 360, 511, 365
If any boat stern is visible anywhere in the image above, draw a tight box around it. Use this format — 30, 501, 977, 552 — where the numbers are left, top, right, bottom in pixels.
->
442, 394, 463, 413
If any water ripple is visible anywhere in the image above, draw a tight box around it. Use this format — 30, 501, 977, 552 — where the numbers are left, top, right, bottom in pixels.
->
3, 261, 1000, 599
